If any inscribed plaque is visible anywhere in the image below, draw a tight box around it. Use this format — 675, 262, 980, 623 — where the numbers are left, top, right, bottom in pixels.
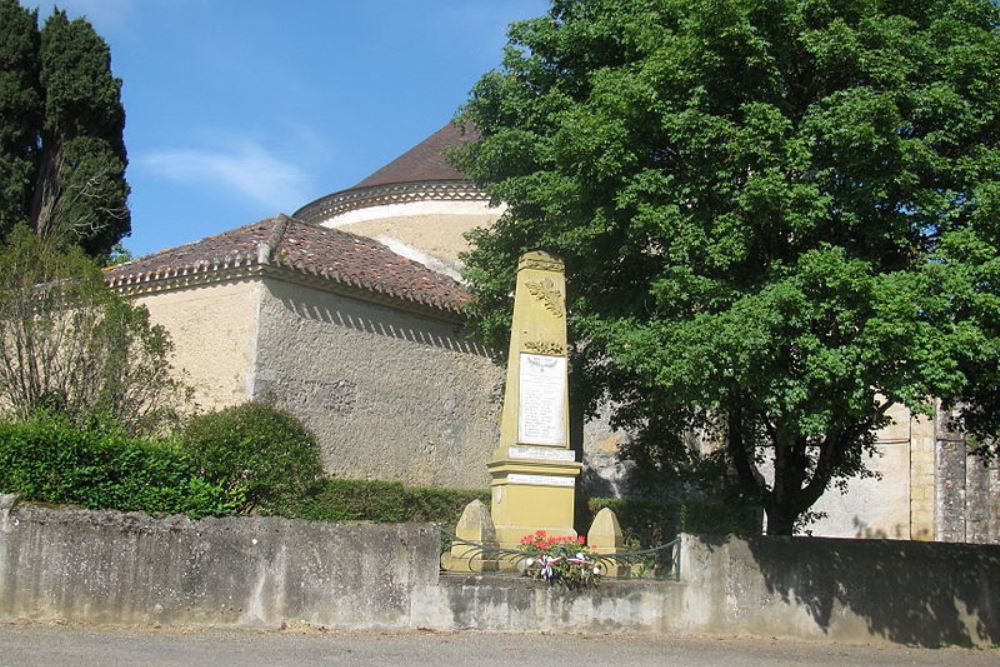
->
509, 446, 575, 462
507, 473, 575, 487
517, 353, 566, 445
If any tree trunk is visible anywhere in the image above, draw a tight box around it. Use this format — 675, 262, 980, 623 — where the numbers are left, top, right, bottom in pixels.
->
28, 138, 62, 240
764, 504, 798, 536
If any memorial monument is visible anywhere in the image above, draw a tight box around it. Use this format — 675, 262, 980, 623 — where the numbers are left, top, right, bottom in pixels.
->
487, 251, 582, 549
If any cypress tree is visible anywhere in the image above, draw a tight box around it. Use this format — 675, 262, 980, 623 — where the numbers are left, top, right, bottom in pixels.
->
0, 0, 41, 240
0, 2, 129, 257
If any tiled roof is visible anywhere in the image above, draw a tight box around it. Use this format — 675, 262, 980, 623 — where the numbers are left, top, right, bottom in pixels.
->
352, 123, 477, 189
105, 216, 470, 315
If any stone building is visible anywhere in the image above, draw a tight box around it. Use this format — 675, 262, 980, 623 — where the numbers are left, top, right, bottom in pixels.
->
107, 124, 998, 543
106, 215, 501, 489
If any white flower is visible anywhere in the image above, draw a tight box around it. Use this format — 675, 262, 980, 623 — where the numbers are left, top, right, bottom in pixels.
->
593, 566, 601, 575
525, 558, 534, 567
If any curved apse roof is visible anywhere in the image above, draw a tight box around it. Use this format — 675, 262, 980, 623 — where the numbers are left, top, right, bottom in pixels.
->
352, 123, 475, 189
293, 123, 485, 224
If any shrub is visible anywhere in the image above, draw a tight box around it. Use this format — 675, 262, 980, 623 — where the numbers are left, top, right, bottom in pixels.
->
585, 497, 760, 547
179, 402, 323, 514
293, 478, 489, 525
0, 226, 189, 436
0, 412, 232, 517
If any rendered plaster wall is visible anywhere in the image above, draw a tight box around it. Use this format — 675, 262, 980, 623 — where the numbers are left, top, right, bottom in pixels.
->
802, 402, 915, 539
790, 401, 999, 543
0, 496, 439, 629
412, 576, 684, 633
133, 281, 261, 412
322, 200, 502, 274
802, 441, 912, 539
251, 278, 502, 489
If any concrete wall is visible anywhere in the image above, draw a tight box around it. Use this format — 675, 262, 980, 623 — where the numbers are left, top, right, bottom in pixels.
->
251, 278, 503, 489
0, 496, 438, 629
2, 498, 998, 646
135, 281, 261, 412
679, 533, 1000, 647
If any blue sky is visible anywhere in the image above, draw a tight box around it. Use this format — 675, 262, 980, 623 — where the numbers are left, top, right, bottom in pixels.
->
25, 0, 547, 257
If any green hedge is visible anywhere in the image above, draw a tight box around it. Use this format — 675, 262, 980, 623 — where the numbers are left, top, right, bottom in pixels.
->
293, 478, 489, 525
585, 497, 760, 547
0, 413, 233, 518
179, 401, 323, 515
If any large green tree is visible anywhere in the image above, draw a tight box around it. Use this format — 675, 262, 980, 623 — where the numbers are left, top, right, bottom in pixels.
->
0, 1, 129, 257
456, 0, 1000, 534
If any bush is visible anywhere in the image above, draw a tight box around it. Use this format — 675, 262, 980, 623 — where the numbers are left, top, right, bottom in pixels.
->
0, 412, 232, 517
585, 497, 760, 547
179, 402, 323, 514
0, 226, 189, 436
293, 478, 489, 525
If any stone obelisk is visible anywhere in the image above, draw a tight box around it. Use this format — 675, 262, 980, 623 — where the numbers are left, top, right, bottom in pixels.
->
487, 251, 582, 549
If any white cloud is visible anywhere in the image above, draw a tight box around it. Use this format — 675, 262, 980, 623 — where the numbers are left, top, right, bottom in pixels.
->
141, 140, 309, 211
31, 0, 141, 32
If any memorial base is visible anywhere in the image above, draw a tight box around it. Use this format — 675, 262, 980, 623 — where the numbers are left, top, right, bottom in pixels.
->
487, 459, 581, 554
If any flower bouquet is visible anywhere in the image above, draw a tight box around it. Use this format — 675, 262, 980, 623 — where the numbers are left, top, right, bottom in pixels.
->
518, 530, 602, 586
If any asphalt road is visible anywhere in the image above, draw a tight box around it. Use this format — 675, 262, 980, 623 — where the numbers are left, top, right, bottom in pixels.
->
1, 623, 997, 667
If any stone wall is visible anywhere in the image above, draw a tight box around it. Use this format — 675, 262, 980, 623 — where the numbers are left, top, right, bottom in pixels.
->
251, 278, 503, 489
787, 401, 999, 543
2, 498, 998, 646
934, 406, 1000, 544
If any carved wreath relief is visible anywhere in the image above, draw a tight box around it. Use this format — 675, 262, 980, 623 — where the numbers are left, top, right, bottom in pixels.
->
523, 339, 565, 355
525, 278, 564, 318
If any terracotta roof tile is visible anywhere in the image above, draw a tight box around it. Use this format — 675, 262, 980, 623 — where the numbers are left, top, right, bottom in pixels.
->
352, 123, 477, 189
106, 217, 470, 315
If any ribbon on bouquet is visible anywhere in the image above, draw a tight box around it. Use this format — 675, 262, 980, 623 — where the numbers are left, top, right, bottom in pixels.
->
532, 553, 600, 580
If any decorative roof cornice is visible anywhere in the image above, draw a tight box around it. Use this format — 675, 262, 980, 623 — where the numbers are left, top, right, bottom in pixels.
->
293, 180, 488, 224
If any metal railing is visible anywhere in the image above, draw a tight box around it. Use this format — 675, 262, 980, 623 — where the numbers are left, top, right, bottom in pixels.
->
439, 527, 682, 582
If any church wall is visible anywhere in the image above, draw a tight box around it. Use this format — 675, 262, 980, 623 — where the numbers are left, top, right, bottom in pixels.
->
320, 200, 502, 274
251, 278, 503, 489
783, 401, 999, 544
133, 281, 261, 413
801, 441, 912, 539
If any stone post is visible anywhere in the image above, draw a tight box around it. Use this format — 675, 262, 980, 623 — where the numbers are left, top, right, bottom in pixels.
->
441, 499, 498, 572
587, 507, 627, 578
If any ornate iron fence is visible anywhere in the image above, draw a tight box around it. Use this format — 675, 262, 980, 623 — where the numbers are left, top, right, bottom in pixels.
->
439, 527, 681, 582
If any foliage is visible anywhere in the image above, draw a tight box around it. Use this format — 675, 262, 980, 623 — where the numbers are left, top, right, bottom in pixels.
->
0, 0, 40, 242
0, 411, 234, 518
0, 226, 188, 435
519, 529, 601, 585
0, 1, 129, 257
179, 401, 323, 515
456, 0, 1000, 534
293, 478, 490, 525
586, 497, 760, 547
